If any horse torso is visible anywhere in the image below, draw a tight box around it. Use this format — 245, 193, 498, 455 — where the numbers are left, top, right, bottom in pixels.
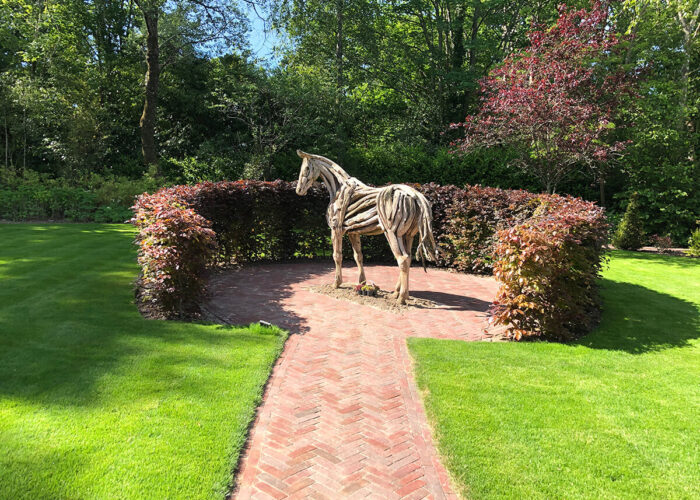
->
326, 181, 382, 235
326, 180, 423, 237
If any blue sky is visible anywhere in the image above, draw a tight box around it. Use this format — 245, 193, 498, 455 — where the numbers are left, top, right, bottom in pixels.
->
246, 7, 282, 65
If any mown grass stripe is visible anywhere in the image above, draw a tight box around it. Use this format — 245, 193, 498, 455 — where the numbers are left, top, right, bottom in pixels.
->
409, 251, 699, 499
0, 223, 287, 499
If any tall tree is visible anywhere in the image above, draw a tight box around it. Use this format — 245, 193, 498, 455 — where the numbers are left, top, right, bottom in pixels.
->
355, 0, 563, 135
134, 0, 160, 166
613, 0, 699, 239
334, 0, 345, 153
270, 0, 377, 155
453, 1, 637, 194
672, 0, 700, 140
132, 0, 247, 168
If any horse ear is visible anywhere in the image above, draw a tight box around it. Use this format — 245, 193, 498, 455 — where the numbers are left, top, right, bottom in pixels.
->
296, 149, 308, 158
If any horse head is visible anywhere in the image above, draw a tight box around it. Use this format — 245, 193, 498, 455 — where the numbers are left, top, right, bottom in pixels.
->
295, 150, 316, 196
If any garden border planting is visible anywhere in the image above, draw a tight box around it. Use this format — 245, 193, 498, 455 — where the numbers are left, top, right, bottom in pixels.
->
132, 180, 607, 339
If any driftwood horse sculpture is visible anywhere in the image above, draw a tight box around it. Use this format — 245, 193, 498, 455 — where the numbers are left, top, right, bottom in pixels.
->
295, 150, 438, 304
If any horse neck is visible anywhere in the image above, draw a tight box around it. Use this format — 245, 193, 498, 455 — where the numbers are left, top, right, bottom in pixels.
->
315, 159, 352, 200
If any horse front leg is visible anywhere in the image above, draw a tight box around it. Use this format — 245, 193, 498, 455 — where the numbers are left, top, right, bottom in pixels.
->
332, 229, 343, 288
393, 277, 401, 297
348, 233, 366, 284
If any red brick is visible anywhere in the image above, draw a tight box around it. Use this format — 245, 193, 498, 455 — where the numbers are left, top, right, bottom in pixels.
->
396, 479, 427, 497
255, 480, 287, 499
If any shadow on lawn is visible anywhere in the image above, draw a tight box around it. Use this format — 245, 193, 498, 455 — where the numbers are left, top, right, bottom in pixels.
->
0, 278, 265, 408
0, 224, 284, 407
577, 279, 699, 354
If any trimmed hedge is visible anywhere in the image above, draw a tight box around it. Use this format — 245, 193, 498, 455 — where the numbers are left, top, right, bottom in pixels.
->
441, 185, 540, 273
132, 185, 218, 316
491, 196, 608, 340
132, 180, 607, 340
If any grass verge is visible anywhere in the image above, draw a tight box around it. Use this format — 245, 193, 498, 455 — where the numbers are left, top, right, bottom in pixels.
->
409, 251, 699, 499
0, 223, 287, 499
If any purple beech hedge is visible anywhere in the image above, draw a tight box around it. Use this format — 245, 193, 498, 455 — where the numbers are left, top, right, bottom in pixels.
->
132, 180, 607, 340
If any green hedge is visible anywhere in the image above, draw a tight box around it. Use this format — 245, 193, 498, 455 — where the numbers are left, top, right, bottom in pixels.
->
0, 167, 158, 222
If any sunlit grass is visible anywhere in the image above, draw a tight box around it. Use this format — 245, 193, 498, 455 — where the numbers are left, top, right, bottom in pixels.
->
0, 224, 287, 499
410, 251, 699, 499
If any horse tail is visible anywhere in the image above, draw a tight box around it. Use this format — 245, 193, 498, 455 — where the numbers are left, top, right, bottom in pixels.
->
376, 186, 438, 272
415, 192, 438, 272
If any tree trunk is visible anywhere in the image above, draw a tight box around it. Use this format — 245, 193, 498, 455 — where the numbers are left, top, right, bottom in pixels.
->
447, 3, 467, 121
468, 2, 480, 69
4, 114, 8, 169
140, 8, 159, 168
679, 47, 690, 132
599, 177, 605, 207
334, 0, 345, 158
22, 105, 26, 170
676, 4, 699, 161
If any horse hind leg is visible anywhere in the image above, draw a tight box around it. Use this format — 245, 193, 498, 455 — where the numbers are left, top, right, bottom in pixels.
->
348, 233, 366, 284
385, 231, 411, 305
399, 233, 414, 303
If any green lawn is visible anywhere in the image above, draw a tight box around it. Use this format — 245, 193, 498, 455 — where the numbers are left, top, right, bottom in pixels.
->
0, 224, 287, 499
409, 251, 699, 499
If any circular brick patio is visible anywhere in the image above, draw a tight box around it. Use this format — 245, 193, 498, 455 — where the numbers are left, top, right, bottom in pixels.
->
203, 262, 500, 499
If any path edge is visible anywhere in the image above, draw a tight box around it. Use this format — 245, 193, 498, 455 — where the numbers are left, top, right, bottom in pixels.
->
402, 336, 461, 500
225, 328, 298, 499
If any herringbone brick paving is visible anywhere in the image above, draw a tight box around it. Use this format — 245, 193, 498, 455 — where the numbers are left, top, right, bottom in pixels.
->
204, 262, 499, 499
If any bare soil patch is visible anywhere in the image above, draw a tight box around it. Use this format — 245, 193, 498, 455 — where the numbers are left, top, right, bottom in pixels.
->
308, 283, 441, 312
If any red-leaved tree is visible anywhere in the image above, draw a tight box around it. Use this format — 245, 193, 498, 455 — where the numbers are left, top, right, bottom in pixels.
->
452, 1, 636, 195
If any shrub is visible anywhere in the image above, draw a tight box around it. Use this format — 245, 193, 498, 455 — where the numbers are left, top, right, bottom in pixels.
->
0, 167, 158, 222
650, 234, 673, 253
442, 185, 539, 273
0, 183, 97, 221
624, 161, 699, 245
612, 192, 646, 250
132, 186, 217, 317
94, 205, 134, 223
89, 174, 161, 209
491, 196, 608, 340
686, 227, 700, 257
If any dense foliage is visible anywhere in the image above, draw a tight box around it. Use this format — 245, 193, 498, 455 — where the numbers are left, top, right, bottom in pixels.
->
132, 181, 607, 340
443, 185, 540, 273
132, 185, 218, 315
686, 227, 700, 256
453, 2, 635, 194
1, 1, 697, 243
492, 196, 608, 340
0, 166, 158, 222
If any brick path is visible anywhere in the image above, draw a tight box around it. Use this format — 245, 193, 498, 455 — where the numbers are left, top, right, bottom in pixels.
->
204, 262, 500, 499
